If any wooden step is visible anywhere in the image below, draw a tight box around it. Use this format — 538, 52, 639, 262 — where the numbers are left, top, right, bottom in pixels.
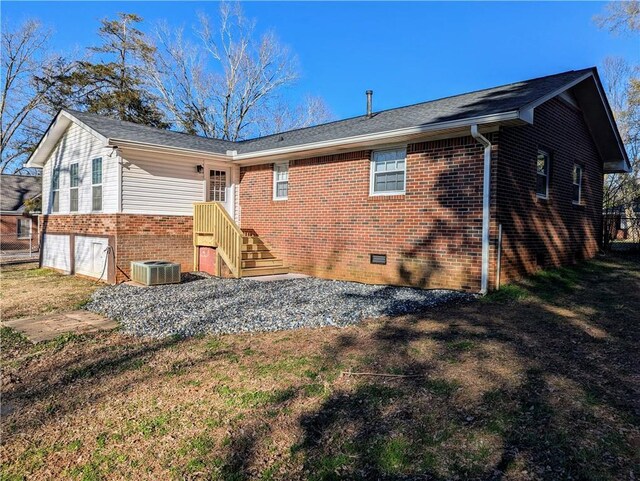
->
241, 266, 289, 277
241, 243, 270, 252
241, 258, 284, 269
242, 236, 265, 245
242, 251, 276, 260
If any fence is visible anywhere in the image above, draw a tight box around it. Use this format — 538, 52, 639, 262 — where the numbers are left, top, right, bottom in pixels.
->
603, 207, 640, 251
0, 215, 40, 263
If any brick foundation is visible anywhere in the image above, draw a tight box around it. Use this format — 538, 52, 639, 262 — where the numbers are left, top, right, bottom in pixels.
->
39, 214, 193, 283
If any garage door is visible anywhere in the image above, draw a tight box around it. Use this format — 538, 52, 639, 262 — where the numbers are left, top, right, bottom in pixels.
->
42, 234, 71, 273
75, 236, 109, 279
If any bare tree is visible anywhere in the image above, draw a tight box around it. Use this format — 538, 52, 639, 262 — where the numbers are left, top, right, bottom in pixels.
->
1, 19, 68, 174
148, 2, 331, 141
594, 0, 640, 34
256, 94, 333, 136
601, 56, 640, 248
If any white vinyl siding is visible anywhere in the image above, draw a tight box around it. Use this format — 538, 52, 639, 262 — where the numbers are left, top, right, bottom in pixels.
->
41, 234, 71, 273
121, 153, 207, 216
41, 123, 117, 214
370, 148, 406, 195
273, 162, 288, 200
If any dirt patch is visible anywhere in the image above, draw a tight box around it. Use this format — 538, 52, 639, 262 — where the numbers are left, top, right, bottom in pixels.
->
1, 254, 639, 480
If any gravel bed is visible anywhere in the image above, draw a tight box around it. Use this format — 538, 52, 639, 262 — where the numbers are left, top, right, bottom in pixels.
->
85, 275, 474, 338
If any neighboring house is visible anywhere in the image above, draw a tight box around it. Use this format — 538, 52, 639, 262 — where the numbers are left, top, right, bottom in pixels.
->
604, 201, 640, 242
25, 67, 629, 292
0, 174, 41, 253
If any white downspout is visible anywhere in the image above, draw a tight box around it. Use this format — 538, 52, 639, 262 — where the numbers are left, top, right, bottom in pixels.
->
471, 124, 491, 295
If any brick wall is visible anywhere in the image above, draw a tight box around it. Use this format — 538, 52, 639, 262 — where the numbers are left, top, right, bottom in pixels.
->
495, 97, 603, 283
114, 215, 193, 282
239, 137, 493, 291
1, 214, 39, 251
39, 214, 193, 282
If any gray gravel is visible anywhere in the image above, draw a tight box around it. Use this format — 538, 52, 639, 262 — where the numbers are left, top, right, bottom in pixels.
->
85, 275, 474, 338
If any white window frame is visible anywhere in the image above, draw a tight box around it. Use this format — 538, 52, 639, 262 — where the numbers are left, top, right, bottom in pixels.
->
273, 162, 289, 201
536, 149, 550, 200
370, 147, 407, 196
51, 166, 60, 213
17, 218, 32, 239
92, 157, 103, 212
572, 164, 583, 205
69, 162, 79, 212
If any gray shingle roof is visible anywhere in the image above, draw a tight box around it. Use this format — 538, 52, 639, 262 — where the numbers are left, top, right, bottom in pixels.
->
64, 68, 593, 155
1, 174, 41, 212
67, 110, 237, 154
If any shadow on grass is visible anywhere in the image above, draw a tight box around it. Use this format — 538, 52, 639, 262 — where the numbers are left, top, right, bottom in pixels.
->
214, 255, 640, 480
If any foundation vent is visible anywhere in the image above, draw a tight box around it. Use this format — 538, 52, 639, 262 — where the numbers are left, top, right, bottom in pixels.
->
370, 254, 387, 265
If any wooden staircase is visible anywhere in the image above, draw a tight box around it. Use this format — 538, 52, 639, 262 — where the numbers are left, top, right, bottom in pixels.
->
193, 202, 288, 278
240, 232, 289, 277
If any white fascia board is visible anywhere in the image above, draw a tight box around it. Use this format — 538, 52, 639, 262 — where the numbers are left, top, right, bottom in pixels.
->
231, 111, 523, 164
109, 139, 231, 162
25, 110, 108, 168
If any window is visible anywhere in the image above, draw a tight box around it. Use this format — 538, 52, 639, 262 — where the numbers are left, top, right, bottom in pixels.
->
273, 162, 289, 200
92, 157, 102, 211
17, 218, 32, 239
572, 164, 583, 204
51, 166, 60, 212
209, 169, 227, 202
69, 163, 79, 212
371, 148, 406, 195
536, 150, 550, 199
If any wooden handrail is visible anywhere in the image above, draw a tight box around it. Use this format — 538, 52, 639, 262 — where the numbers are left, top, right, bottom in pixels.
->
193, 202, 243, 278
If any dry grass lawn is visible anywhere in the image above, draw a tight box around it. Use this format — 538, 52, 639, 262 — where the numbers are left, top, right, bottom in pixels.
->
0, 263, 99, 320
1, 255, 639, 480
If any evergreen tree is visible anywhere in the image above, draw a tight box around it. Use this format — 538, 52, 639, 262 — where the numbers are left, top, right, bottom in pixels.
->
50, 13, 168, 128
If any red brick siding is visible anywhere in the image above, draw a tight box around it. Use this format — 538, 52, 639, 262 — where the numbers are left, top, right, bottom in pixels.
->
114, 215, 193, 282
239, 137, 493, 291
494, 97, 603, 283
1, 214, 39, 250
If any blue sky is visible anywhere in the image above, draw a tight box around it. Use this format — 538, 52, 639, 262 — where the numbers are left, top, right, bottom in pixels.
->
3, 1, 639, 120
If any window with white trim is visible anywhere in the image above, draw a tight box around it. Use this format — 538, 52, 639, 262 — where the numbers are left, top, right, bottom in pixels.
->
69, 162, 79, 212
92, 157, 103, 211
17, 218, 32, 239
51, 166, 60, 212
572, 164, 583, 204
273, 162, 289, 200
536, 150, 550, 199
370, 148, 406, 195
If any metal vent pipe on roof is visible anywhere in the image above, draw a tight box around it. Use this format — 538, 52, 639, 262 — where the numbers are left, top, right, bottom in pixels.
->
366, 90, 373, 117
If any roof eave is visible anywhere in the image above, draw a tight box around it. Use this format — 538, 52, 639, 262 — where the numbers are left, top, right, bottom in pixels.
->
231, 111, 525, 164
110, 139, 231, 161
25, 110, 108, 168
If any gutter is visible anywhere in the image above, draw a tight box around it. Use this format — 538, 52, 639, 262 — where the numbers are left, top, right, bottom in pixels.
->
470, 124, 492, 295
231, 111, 524, 163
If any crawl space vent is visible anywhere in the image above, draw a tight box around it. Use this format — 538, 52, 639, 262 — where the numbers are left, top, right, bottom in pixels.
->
370, 254, 387, 265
